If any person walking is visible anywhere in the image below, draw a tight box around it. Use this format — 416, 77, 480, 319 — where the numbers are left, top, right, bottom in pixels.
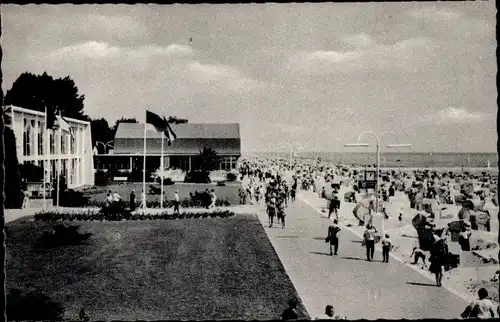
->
173, 190, 180, 214
429, 233, 448, 287
21, 188, 30, 209
129, 190, 136, 211
112, 191, 122, 204
381, 233, 392, 263
277, 195, 286, 229
362, 224, 377, 261
458, 225, 472, 251
461, 288, 498, 319
140, 190, 146, 213
281, 298, 299, 320
327, 219, 341, 256
209, 189, 217, 209
267, 194, 276, 228
105, 191, 113, 208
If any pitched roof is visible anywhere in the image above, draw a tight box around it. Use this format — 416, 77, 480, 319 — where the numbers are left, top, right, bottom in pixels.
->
115, 122, 240, 139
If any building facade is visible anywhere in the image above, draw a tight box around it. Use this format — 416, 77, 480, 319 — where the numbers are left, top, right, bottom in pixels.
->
95, 122, 241, 172
7, 105, 94, 188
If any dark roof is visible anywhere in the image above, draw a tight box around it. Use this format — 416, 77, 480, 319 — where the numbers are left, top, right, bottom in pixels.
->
115, 123, 240, 140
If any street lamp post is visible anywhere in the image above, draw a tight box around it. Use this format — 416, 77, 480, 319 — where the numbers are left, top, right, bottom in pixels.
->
96, 141, 114, 154
345, 131, 411, 233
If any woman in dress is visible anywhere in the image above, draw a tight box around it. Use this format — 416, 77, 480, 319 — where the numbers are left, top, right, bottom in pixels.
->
429, 233, 448, 287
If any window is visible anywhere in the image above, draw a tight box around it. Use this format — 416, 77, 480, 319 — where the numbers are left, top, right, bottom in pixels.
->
219, 157, 233, 171
49, 132, 55, 155
61, 133, 67, 155
70, 127, 76, 154
31, 119, 36, 155
38, 121, 44, 155
23, 119, 28, 156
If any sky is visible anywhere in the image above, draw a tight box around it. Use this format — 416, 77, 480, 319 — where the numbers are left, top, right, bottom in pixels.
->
1, 3, 497, 153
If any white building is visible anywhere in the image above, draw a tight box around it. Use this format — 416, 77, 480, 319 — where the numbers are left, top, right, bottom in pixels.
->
7, 105, 94, 188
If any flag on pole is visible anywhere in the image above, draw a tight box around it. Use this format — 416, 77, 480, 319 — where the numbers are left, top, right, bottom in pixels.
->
146, 110, 168, 132
145, 110, 177, 144
165, 120, 177, 146
56, 115, 74, 139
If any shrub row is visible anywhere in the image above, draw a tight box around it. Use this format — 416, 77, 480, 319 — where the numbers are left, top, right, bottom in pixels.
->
34, 210, 235, 222
86, 198, 231, 209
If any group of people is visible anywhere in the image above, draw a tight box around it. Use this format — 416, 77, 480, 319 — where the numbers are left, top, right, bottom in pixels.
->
264, 177, 295, 229
103, 188, 218, 214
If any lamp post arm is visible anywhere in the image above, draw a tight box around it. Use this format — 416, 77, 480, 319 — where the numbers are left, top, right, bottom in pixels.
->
357, 130, 380, 147
380, 131, 401, 145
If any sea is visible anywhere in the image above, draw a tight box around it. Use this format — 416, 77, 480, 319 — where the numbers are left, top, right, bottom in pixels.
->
280, 152, 498, 169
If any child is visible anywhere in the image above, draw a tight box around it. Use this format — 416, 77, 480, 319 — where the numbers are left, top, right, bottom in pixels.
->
381, 233, 392, 263
410, 247, 427, 266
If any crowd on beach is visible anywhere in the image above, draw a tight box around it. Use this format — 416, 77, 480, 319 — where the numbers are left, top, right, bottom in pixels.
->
237, 155, 499, 319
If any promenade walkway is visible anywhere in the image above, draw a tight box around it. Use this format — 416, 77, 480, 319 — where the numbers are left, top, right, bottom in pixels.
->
254, 193, 468, 319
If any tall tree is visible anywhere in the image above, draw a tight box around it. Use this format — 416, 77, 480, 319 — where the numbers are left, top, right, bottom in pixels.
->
197, 147, 220, 172
1, 109, 22, 208
4, 72, 89, 121
111, 117, 138, 138
167, 116, 188, 124
90, 118, 112, 154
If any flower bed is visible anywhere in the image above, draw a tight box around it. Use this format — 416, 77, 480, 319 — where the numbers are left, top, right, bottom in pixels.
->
34, 209, 235, 222
86, 198, 231, 209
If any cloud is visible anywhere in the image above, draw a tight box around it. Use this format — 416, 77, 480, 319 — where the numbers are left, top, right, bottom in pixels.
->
342, 33, 374, 48
288, 37, 435, 75
427, 107, 483, 124
408, 6, 461, 22
187, 61, 266, 93
47, 42, 194, 62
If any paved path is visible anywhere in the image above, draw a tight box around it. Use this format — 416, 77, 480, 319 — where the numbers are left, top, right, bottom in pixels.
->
254, 194, 468, 319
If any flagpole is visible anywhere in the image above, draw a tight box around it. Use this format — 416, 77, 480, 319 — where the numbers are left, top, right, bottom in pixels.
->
143, 119, 147, 213
56, 111, 62, 208
43, 106, 47, 210
160, 131, 164, 209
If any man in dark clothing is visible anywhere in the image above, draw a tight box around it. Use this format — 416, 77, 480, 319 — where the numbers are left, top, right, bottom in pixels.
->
129, 190, 136, 211
328, 219, 341, 255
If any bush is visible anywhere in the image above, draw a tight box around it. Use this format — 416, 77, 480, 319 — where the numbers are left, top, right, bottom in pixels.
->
156, 177, 175, 185
128, 170, 154, 182
19, 162, 44, 182
7, 289, 65, 321
37, 224, 92, 247
94, 170, 111, 186
59, 189, 90, 207
184, 170, 211, 183
226, 172, 237, 182
100, 201, 131, 220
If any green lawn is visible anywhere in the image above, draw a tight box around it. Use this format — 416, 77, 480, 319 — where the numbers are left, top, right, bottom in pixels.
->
81, 182, 242, 205
6, 215, 309, 320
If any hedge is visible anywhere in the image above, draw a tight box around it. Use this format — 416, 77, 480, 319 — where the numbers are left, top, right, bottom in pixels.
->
34, 210, 235, 222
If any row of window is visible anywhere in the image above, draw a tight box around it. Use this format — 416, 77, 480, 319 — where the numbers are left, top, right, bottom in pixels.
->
22, 118, 85, 157
23, 158, 82, 187
220, 156, 237, 170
